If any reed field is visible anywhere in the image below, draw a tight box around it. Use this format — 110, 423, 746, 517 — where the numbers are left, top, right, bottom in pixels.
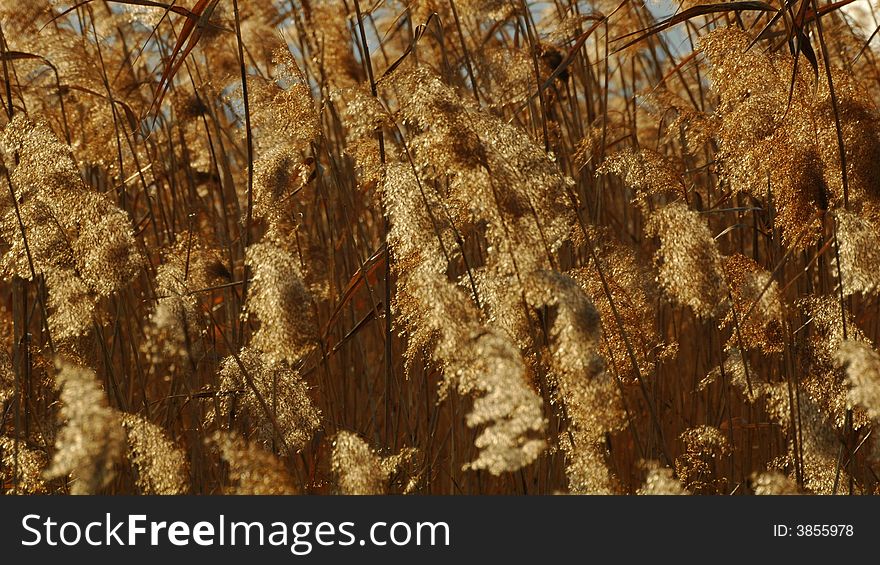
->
2, 0, 880, 495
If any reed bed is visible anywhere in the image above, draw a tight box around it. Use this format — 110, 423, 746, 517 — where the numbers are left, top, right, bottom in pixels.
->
1, 0, 879, 495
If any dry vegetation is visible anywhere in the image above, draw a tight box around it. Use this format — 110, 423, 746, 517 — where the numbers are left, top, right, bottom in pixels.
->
2, 0, 880, 495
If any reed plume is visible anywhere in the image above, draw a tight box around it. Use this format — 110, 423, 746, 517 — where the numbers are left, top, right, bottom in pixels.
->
145, 234, 228, 366
570, 230, 676, 384
645, 202, 728, 319
383, 162, 547, 474
638, 463, 690, 495
212, 432, 296, 495
524, 270, 625, 493
837, 340, 880, 420
44, 361, 124, 494
599, 148, 687, 206
331, 431, 418, 495
121, 414, 189, 495
0, 356, 12, 407
0, 436, 47, 494
699, 27, 826, 249
835, 210, 880, 296
1, 117, 140, 343
721, 254, 785, 353
244, 243, 317, 366
215, 347, 320, 455
675, 426, 730, 493
751, 471, 800, 495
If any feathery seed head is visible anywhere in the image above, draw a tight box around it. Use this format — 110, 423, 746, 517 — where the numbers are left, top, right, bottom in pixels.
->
645, 202, 728, 318
45, 361, 124, 494
245, 242, 317, 365
0, 436, 48, 494
835, 210, 880, 296
751, 471, 800, 495
216, 347, 321, 454
121, 414, 189, 495
638, 462, 690, 495
331, 431, 419, 495
212, 432, 296, 495
722, 254, 785, 353
836, 340, 880, 420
